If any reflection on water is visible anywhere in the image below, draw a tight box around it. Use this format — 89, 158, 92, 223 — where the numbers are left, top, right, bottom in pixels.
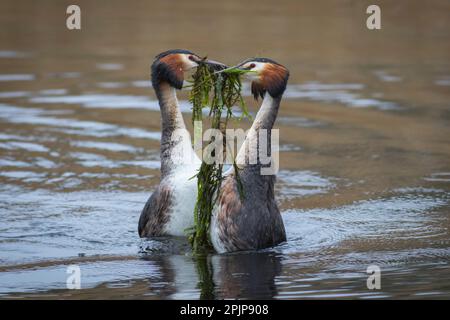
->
0, 104, 161, 140
0, 0, 450, 299
0, 185, 448, 299
283, 82, 401, 110
0, 74, 35, 81
212, 252, 283, 299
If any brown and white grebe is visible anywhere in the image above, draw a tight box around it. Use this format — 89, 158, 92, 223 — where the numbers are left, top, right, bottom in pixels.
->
138, 49, 224, 237
210, 58, 289, 253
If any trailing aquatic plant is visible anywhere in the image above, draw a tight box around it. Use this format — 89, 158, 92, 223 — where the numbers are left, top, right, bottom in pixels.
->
194, 253, 215, 299
187, 61, 250, 252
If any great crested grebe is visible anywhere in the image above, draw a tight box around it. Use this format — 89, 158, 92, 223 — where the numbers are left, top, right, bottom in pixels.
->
138, 49, 224, 237
210, 58, 289, 253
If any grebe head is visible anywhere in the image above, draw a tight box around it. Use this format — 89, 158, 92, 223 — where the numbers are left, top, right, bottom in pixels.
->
236, 57, 289, 100
151, 49, 226, 89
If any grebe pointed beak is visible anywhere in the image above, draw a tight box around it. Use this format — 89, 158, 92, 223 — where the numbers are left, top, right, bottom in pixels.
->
213, 65, 240, 74
204, 59, 228, 71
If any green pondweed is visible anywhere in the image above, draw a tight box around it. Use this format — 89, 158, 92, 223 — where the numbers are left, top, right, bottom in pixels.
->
186, 62, 251, 252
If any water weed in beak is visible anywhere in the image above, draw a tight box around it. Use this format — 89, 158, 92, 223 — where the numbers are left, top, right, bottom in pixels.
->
187, 61, 250, 252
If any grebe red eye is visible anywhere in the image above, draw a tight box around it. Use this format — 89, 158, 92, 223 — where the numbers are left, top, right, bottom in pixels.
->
188, 55, 195, 61
249, 63, 256, 68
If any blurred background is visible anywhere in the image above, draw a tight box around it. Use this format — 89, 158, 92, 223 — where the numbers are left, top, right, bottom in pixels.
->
0, 0, 449, 299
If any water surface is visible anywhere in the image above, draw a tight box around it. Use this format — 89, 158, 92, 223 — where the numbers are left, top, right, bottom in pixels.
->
0, 0, 449, 299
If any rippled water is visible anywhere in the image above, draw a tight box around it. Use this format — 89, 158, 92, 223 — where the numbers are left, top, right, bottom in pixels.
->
0, 0, 449, 299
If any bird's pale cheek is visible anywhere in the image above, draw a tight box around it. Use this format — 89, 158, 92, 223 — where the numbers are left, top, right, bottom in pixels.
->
245, 73, 261, 81
180, 55, 198, 70
184, 60, 198, 70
